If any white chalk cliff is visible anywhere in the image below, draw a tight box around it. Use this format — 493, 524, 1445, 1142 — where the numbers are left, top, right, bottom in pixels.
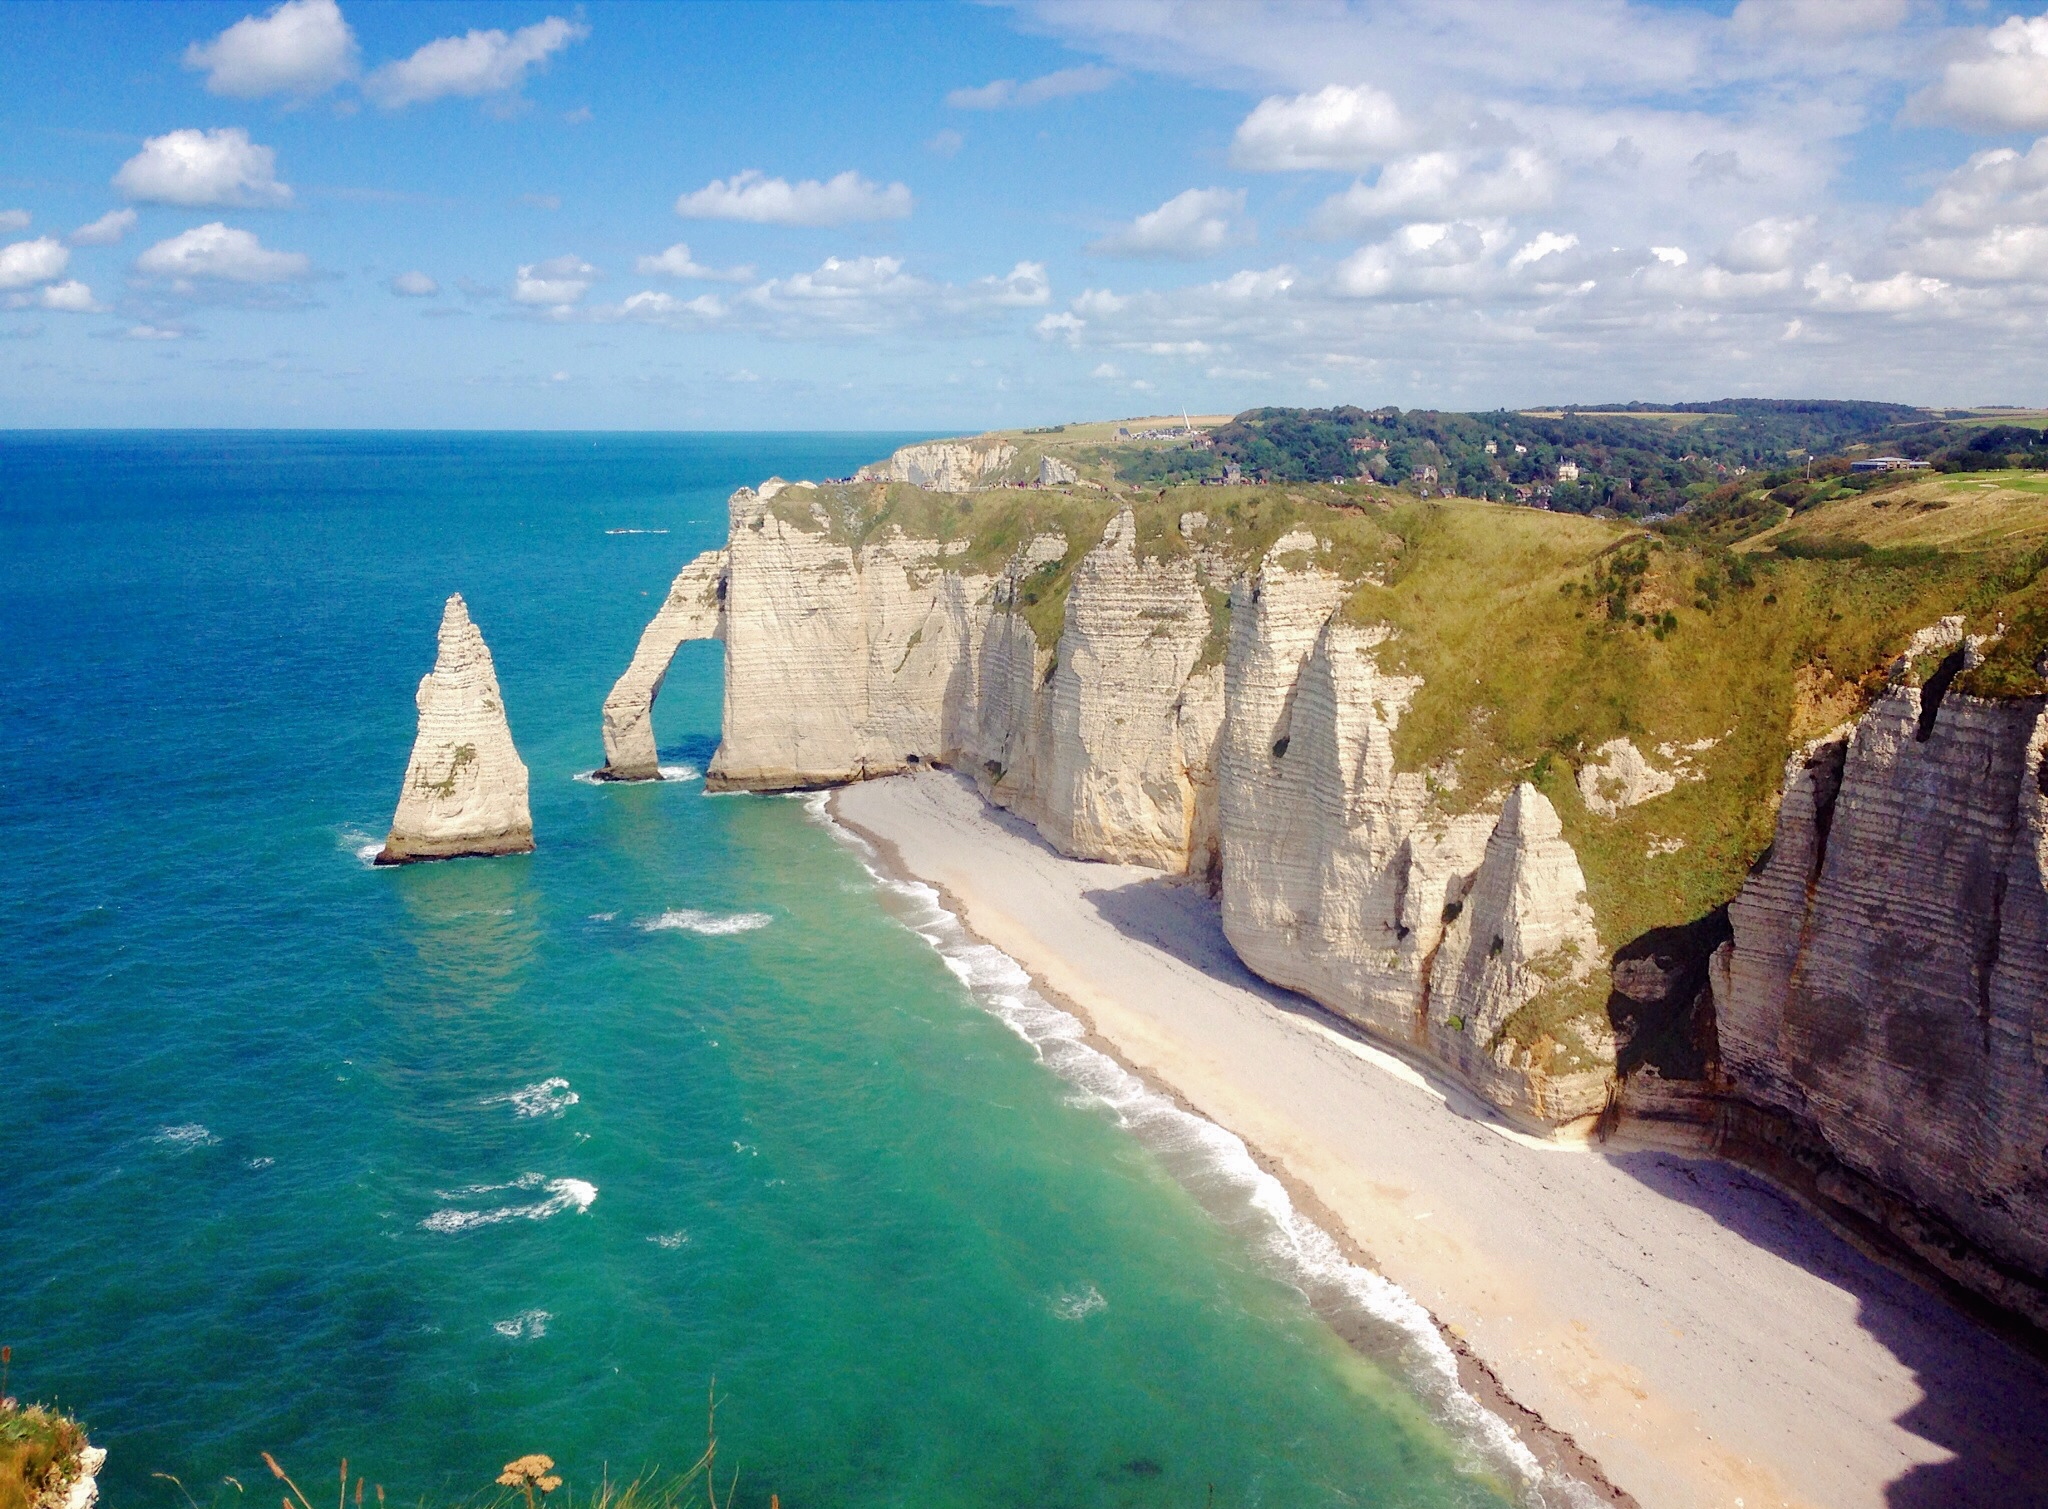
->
378, 594, 533, 864
633, 477, 1616, 1124
599, 549, 728, 779
857, 439, 1017, 492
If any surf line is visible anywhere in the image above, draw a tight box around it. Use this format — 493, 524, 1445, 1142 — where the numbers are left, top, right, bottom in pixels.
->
804, 792, 1617, 1509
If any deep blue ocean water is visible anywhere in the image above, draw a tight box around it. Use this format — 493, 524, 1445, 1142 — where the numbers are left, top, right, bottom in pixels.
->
0, 433, 1522, 1509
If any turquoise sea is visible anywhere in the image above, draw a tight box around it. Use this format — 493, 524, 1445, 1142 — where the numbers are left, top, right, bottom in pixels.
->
0, 433, 1536, 1509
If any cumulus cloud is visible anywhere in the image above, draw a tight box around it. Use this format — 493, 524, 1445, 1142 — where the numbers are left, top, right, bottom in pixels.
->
0, 210, 27, 231
513, 254, 596, 307
136, 223, 311, 283
1090, 188, 1251, 259
634, 242, 754, 281
1907, 13, 2048, 132
365, 16, 586, 109
10, 280, 105, 313
1714, 215, 1812, 273
674, 170, 912, 226
114, 128, 291, 208
1804, 264, 1949, 312
596, 255, 1048, 337
70, 209, 137, 246
1508, 231, 1579, 271
1232, 84, 1409, 171
389, 270, 438, 296
0, 237, 69, 290
946, 66, 1117, 109
184, 0, 358, 98
1310, 148, 1555, 233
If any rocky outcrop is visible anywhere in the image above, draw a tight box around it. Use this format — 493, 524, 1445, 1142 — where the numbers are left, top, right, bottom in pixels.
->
1715, 684, 2048, 1319
1216, 548, 1609, 1124
1038, 455, 1079, 486
377, 594, 533, 864
598, 549, 728, 780
858, 439, 1016, 492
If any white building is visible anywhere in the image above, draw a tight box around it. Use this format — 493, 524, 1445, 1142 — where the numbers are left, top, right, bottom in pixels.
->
1556, 459, 1580, 482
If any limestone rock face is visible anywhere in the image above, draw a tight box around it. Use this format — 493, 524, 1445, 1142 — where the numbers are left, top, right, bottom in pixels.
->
858, 440, 1015, 492
1038, 455, 1079, 486
1216, 550, 1611, 1124
599, 549, 728, 780
1717, 685, 2048, 1293
689, 479, 1613, 1122
378, 594, 533, 864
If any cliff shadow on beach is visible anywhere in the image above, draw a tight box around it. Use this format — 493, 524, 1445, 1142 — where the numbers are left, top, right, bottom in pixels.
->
1605, 1146, 2048, 1508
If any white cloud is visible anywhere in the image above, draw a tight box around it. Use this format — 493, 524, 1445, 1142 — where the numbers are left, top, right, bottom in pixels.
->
1310, 148, 1555, 233
607, 289, 727, 323
365, 16, 587, 109
598, 254, 1049, 338
513, 254, 596, 307
1090, 188, 1251, 259
1907, 13, 2048, 132
136, 223, 311, 283
1803, 264, 1949, 313
927, 128, 964, 158
1509, 231, 1579, 271
634, 243, 754, 281
1232, 84, 1409, 171
70, 209, 137, 246
390, 270, 438, 296
946, 66, 1117, 109
0, 210, 27, 231
122, 323, 187, 341
184, 0, 357, 98
0, 237, 69, 290
1715, 215, 1813, 273
1090, 362, 1123, 378
114, 128, 291, 208
29, 280, 104, 313
1037, 311, 1086, 343
675, 170, 912, 226
1333, 222, 1503, 297
972, 261, 1052, 306
1651, 246, 1688, 265
1730, 0, 1905, 40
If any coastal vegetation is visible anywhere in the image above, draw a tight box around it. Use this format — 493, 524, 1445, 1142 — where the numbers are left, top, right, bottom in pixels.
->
0, 1394, 89, 1509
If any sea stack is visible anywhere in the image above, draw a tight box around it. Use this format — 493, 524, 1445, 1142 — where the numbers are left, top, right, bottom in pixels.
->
376, 593, 534, 864
598, 548, 728, 780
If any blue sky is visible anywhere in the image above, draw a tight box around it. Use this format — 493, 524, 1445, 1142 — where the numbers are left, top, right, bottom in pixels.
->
6, 0, 2048, 427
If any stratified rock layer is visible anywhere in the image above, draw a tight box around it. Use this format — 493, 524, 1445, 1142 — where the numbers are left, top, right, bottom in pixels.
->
598, 549, 728, 779
857, 439, 1016, 492
377, 594, 533, 864
1717, 685, 2048, 1314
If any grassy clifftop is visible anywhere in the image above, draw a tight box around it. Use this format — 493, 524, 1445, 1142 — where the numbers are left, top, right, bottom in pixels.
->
826, 433, 2048, 965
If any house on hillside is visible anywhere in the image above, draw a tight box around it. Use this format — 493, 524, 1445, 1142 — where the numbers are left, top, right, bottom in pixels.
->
1850, 455, 1931, 473
1556, 459, 1580, 482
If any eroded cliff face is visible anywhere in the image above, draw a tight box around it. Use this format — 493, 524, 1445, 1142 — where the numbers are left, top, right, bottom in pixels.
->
379, 593, 533, 864
857, 440, 1016, 492
1217, 548, 1609, 1122
599, 548, 728, 780
1715, 684, 2048, 1315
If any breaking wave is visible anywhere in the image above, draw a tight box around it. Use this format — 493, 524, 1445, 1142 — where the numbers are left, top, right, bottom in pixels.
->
154, 1124, 219, 1151
421, 1173, 597, 1233
658, 764, 701, 782
482, 1077, 579, 1119
637, 909, 772, 936
806, 793, 1599, 1509
492, 1309, 551, 1339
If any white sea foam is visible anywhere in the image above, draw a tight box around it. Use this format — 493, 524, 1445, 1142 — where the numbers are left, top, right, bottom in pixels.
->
246, 1156, 275, 1170
492, 1309, 551, 1339
658, 764, 701, 782
1051, 1283, 1107, 1321
647, 1231, 689, 1249
637, 909, 772, 936
806, 798, 1598, 1509
154, 1123, 218, 1150
483, 1077, 579, 1119
422, 1174, 597, 1233
589, 911, 617, 922
338, 826, 384, 866
571, 770, 605, 785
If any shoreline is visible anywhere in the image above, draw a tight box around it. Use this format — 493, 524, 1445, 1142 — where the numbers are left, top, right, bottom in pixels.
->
828, 769, 2048, 1509
826, 789, 1630, 1507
